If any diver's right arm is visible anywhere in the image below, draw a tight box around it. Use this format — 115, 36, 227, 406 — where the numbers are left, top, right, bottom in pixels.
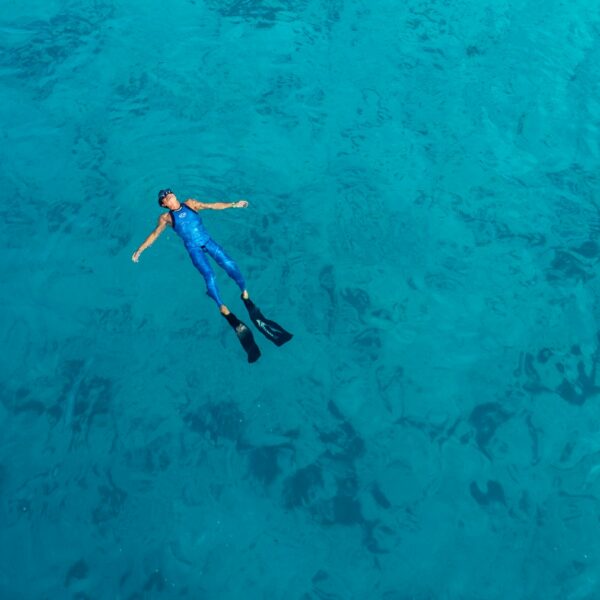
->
131, 214, 171, 262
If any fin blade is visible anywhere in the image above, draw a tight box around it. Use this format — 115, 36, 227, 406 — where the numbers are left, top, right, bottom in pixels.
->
243, 299, 293, 347
224, 312, 261, 362
237, 324, 261, 362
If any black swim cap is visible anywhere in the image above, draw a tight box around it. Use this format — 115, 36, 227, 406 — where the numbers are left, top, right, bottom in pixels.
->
157, 188, 173, 206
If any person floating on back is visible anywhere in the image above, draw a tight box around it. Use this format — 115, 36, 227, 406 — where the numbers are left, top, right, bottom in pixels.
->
131, 189, 292, 362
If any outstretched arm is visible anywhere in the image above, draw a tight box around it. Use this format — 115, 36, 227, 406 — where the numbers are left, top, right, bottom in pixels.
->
185, 199, 249, 211
131, 214, 170, 262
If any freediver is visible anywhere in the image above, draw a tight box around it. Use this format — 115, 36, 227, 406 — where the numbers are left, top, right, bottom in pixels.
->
131, 189, 292, 362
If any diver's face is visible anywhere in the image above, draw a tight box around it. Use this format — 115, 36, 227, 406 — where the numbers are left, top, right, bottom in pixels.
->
161, 193, 178, 209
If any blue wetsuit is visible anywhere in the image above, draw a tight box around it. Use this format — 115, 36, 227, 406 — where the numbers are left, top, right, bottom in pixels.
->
169, 203, 246, 307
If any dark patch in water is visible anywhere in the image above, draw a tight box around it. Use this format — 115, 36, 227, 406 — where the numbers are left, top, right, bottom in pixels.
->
352, 328, 382, 361
572, 240, 599, 258
468, 402, 511, 456
546, 249, 593, 283
64, 559, 88, 587
184, 401, 244, 443
143, 570, 166, 592
318, 420, 365, 462
470, 480, 506, 507
331, 494, 362, 525
371, 484, 391, 509
92, 470, 127, 525
340, 287, 371, 316
282, 463, 323, 509
247, 443, 293, 486
327, 400, 345, 420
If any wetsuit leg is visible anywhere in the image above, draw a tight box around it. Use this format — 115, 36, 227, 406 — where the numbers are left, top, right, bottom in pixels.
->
202, 239, 246, 292
187, 246, 224, 307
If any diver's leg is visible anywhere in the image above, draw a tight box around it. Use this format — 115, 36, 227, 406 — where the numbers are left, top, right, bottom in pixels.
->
189, 246, 260, 361
203, 239, 247, 295
188, 246, 227, 313
201, 241, 291, 346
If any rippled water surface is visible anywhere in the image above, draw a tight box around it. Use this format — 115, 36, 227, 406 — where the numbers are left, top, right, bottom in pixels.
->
2, 0, 600, 598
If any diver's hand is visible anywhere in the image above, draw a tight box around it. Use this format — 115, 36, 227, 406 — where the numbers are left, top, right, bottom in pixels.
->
132, 250, 141, 263
234, 200, 249, 208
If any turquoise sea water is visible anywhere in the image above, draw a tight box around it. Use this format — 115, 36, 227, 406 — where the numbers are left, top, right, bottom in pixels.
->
2, 0, 600, 598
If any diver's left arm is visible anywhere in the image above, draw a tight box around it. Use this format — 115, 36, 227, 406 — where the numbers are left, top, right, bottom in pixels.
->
185, 199, 249, 211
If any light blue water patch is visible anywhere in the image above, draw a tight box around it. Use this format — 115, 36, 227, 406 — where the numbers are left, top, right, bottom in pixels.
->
1, 0, 600, 598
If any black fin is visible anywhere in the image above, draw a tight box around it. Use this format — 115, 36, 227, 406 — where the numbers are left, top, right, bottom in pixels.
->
242, 297, 293, 347
223, 312, 261, 363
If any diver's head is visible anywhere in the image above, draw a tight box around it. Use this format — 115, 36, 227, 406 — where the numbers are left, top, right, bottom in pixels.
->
157, 188, 177, 208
